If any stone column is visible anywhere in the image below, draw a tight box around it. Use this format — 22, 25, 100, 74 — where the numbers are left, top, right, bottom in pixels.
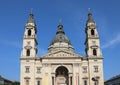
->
52, 77, 54, 85
69, 73, 73, 85
54, 76, 55, 85
69, 77, 71, 85
51, 73, 55, 85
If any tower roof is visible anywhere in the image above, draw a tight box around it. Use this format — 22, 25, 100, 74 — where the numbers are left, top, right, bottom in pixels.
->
50, 23, 71, 45
27, 11, 35, 23
87, 10, 95, 23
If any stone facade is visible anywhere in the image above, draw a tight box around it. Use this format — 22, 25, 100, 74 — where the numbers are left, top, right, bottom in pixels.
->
20, 11, 104, 85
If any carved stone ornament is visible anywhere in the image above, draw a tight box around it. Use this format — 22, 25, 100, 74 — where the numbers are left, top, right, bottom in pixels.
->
24, 46, 32, 49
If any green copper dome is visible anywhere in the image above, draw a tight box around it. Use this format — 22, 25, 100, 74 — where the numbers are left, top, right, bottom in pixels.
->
50, 23, 71, 45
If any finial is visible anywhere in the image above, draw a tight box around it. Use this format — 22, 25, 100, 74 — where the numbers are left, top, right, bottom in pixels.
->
30, 8, 33, 15
88, 8, 92, 16
59, 18, 62, 24
88, 8, 93, 18
58, 18, 63, 27
88, 8, 91, 14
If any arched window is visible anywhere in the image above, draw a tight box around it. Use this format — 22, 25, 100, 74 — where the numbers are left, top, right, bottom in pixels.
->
28, 29, 31, 36
26, 49, 30, 56
94, 80, 98, 85
37, 80, 40, 85
84, 80, 87, 85
26, 80, 29, 85
91, 29, 95, 35
93, 49, 97, 56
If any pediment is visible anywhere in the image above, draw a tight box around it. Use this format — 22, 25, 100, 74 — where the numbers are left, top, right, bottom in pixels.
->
41, 50, 83, 58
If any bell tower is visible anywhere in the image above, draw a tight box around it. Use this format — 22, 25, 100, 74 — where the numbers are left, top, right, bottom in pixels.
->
85, 11, 102, 58
84, 11, 104, 85
21, 12, 38, 58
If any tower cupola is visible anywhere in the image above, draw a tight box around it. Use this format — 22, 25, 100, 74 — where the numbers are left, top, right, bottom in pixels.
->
87, 12, 95, 23
27, 11, 35, 24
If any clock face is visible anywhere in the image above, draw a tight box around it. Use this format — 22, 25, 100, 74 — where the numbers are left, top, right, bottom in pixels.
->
92, 41, 96, 44
27, 41, 31, 45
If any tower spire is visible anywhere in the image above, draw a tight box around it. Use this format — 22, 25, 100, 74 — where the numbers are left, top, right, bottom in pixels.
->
27, 10, 35, 23
87, 9, 95, 23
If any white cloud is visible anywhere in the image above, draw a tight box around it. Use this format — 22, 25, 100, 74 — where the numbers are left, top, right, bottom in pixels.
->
102, 34, 120, 49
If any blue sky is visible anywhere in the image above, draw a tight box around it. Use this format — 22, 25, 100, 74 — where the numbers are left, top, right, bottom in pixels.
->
0, 0, 120, 81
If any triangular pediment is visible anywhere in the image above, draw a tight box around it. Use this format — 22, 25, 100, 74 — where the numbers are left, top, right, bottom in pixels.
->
41, 50, 83, 58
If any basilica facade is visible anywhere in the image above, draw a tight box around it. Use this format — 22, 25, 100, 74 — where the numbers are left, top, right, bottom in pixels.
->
20, 12, 104, 85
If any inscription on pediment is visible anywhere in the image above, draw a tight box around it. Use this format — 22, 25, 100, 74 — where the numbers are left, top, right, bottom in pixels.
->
42, 50, 83, 58
53, 52, 71, 57
47, 51, 77, 57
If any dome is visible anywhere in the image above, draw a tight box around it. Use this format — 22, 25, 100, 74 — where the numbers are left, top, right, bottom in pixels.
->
51, 33, 71, 45
50, 23, 71, 45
